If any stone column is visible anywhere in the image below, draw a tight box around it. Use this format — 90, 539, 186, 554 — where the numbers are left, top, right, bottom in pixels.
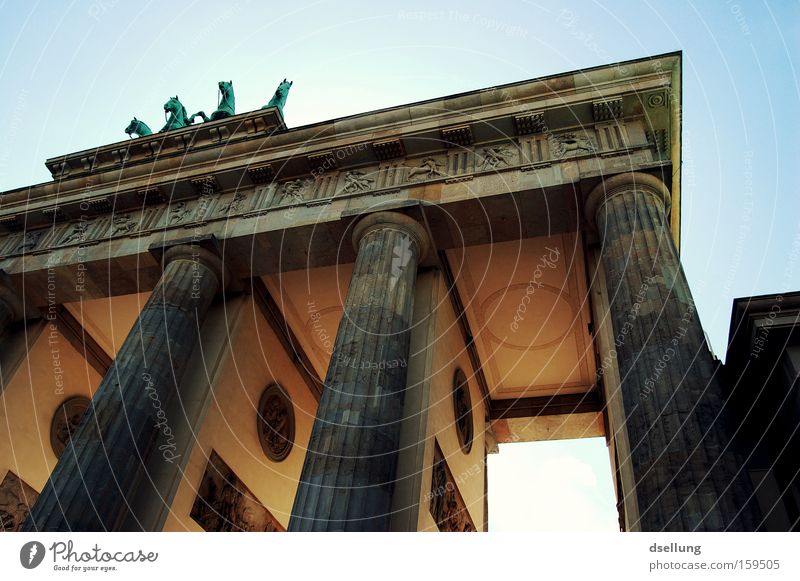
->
24, 244, 225, 531
290, 211, 429, 531
585, 172, 756, 531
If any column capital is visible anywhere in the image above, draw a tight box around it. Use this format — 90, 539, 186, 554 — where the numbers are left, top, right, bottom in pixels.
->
584, 172, 671, 231
161, 244, 228, 290
352, 211, 430, 262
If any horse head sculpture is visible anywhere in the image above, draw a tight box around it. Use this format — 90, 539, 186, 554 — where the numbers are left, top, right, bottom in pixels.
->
124, 117, 153, 138
161, 96, 192, 132
262, 78, 293, 114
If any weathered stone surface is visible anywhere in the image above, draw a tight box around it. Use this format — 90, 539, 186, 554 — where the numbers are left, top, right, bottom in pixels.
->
0, 471, 38, 531
190, 450, 284, 532
23, 245, 224, 531
0, 270, 23, 331
586, 172, 756, 531
289, 212, 428, 531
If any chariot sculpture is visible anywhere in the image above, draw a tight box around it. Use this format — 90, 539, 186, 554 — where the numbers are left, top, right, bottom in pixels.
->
124, 79, 292, 138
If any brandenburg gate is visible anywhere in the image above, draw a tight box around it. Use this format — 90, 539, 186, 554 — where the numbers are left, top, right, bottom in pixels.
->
0, 52, 761, 532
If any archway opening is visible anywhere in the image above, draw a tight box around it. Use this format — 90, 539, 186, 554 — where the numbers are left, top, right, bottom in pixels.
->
487, 437, 619, 531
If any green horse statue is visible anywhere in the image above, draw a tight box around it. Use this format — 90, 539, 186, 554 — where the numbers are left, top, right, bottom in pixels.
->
192, 80, 235, 123
161, 96, 193, 132
124, 117, 153, 138
262, 79, 293, 114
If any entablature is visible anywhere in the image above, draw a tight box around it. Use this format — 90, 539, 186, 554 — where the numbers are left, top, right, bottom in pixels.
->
0, 53, 681, 296
0, 54, 679, 222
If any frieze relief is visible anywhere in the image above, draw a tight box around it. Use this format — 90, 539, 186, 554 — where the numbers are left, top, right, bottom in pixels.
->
165, 202, 192, 227
15, 231, 43, 254
194, 192, 220, 222
339, 170, 374, 195
476, 145, 517, 171
60, 220, 95, 246
272, 178, 313, 207
216, 191, 248, 216
1, 227, 56, 256
406, 157, 445, 181
549, 130, 598, 159
109, 213, 139, 236
0, 127, 630, 259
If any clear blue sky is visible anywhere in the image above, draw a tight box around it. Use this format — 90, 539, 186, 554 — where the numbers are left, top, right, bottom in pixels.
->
1, 0, 798, 530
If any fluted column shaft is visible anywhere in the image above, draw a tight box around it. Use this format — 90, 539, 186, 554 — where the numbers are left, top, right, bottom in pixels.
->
587, 172, 756, 531
290, 212, 429, 531
24, 245, 223, 531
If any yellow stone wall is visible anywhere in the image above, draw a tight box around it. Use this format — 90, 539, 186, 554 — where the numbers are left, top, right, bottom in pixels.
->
0, 322, 102, 492
162, 296, 318, 531
416, 274, 487, 531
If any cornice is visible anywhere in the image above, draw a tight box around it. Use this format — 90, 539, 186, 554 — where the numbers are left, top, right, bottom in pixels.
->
0, 54, 678, 203
43, 107, 286, 183
0, 86, 671, 228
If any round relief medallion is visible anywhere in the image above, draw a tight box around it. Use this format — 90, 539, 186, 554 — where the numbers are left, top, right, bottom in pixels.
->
481, 284, 574, 350
257, 384, 295, 462
50, 396, 90, 458
452, 369, 474, 454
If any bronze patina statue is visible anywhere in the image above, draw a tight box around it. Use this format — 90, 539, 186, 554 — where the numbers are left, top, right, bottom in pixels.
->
161, 96, 193, 132
262, 79, 292, 114
192, 80, 235, 123
124, 117, 153, 138
125, 79, 292, 138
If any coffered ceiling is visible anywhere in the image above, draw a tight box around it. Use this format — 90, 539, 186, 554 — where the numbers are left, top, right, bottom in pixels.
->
262, 231, 596, 402
446, 233, 595, 399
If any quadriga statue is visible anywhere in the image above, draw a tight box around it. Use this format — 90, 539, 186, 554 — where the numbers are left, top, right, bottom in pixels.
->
192, 80, 235, 123
124, 78, 292, 138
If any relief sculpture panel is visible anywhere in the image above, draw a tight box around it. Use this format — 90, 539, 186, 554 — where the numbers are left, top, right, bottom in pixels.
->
550, 131, 597, 159
0, 471, 39, 532
257, 384, 295, 462
190, 450, 284, 532
50, 396, 91, 458
429, 442, 476, 532
476, 145, 516, 171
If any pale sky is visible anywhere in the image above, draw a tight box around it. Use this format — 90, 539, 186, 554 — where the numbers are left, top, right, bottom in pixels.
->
488, 438, 619, 531
1, 0, 797, 531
